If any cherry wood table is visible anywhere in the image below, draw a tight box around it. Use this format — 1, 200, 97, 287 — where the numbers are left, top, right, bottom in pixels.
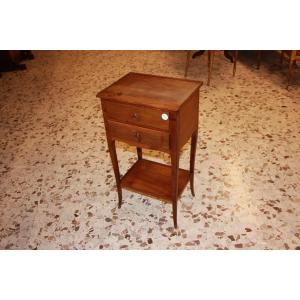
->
97, 72, 202, 228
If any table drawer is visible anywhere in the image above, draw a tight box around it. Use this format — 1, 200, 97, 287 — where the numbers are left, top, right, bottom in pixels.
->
107, 120, 170, 152
102, 100, 169, 131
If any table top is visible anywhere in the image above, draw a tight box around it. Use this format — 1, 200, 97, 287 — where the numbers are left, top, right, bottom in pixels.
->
97, 72, 202, 111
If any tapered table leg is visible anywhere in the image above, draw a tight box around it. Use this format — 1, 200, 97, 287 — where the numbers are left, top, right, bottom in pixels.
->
190, 131, 198, 197
184, 51, 192, 78
287, 57, 294, 89
257, 50, 262, 69
207, 50, 215, 86
171, 150, 179, 228
137, 147, 142, 160
280, 51, 284, 65
233, 50, 238, 76
170, 113, 180, 228
107, 139, 122, 208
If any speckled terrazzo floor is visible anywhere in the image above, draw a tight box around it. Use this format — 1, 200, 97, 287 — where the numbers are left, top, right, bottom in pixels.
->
0, 50, 299, 250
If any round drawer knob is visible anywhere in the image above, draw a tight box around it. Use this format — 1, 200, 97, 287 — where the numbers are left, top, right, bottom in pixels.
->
161, 113, 168, 121
132, 113, 138, 119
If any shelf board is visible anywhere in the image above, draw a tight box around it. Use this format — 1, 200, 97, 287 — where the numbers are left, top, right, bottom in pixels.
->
121, 159, 190, 203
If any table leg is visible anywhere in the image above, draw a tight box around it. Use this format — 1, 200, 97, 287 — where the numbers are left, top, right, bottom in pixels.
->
189, 131, 198, 197
184, 51, 192, 78
137, 147, 142, 160
233, 50, 238, 76
257, 50, 262, 69
287, 57, 294, 89
170, 113, 180, 228
280, 51, 284, 65
171, 150, 179, 228
107, 139, 122, 208
207, 50, 215, 86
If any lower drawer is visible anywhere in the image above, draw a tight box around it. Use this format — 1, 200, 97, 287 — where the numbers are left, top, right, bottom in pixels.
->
107, 120, 170, 152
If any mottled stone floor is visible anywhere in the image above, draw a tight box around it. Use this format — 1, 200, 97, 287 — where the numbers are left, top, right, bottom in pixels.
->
0, 51, 299, 249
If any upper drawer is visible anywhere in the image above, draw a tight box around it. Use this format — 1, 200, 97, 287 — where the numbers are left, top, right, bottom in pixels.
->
102, 100, 169, 131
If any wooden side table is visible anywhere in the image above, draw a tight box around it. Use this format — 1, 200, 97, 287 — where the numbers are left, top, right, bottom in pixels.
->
97, 72, 202, 228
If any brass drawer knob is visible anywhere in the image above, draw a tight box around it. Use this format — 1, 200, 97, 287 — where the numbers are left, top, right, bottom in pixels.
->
132, 113, 138, 119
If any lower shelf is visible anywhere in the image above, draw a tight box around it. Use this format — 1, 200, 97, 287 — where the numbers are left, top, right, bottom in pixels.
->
121, 159, 190, 203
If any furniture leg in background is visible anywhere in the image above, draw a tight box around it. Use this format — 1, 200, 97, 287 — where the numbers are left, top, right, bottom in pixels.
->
281, 50, 300, 89
184, 50, 192, 78
256, 50, 262, 69
280, 51, 284, 65
185, 50, 237, 85
233, 50, 238, 76
207, 50, 215, 86
0, 50, 34, 73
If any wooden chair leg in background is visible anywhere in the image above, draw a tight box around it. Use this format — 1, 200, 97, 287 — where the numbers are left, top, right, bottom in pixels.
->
207, 50, 215, 86
256, 50, 262, 69
280, 51, 284, 65
184, 50, 192, 78
233, 50, 238, 76
287, 57, 294, 89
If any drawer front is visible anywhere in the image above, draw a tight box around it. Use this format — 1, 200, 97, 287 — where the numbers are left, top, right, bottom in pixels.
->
107, 120, 170, 152
102, 100, 169, 131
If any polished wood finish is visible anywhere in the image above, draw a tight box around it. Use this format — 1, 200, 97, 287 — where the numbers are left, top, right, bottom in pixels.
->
97, 72, 200, 111
98, 72, 202, 228
107, 120, 170, 152
121, 159, 190, 203
102, 100, 169, 131
178, 89, 199, 148
169, 110, 180, 228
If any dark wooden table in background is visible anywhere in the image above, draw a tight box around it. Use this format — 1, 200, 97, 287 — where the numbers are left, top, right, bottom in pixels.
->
0, 51, 34, 73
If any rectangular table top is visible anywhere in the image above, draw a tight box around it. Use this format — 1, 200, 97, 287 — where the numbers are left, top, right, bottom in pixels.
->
97, 72, 202, 111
